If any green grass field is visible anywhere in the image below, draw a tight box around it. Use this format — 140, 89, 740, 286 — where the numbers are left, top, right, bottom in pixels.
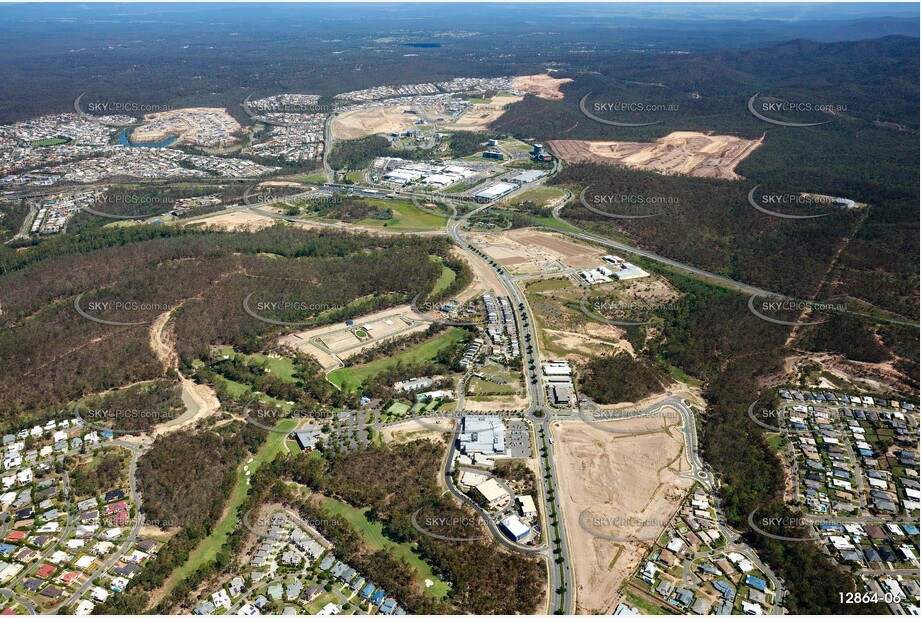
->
166, 417, 298, 591
385, 401, 411, 417
301, 173, 328, 184
529, 215, 583, 234
319, 199, 444, 232
320, 497, 449, 598
216, 347, 298, 382
365, 200, 445, 232
430, 256, 456, 295
327, 327, 467, 392
506, 186, 567, 209
30, 137, 69, 147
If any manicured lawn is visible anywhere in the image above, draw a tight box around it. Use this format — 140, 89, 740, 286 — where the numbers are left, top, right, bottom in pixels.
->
526, 279, 573, 293
320, 497, 449, 598
764, 433, 784, 452
212, 374, 250, 398
385, 401, 411, 417
166, 417, 298, 590
328, 328, 467, 392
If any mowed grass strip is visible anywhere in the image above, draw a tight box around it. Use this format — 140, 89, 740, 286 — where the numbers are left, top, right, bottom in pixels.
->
320, 496, 449, 598
165, 417, 298, 590
327, 327, 466, 392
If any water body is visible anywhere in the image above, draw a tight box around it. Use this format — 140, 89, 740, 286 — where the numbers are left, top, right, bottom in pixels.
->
117, 129, 177, 148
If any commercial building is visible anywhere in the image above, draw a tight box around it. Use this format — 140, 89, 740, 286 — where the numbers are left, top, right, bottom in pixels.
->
518, 495, 537, 518
474, 478, 508, 509
474, 182, 517, 202
509, 169, 546, 184
458, 416, 506, 456
499, 514, 531, 542
293, 426, 320, 451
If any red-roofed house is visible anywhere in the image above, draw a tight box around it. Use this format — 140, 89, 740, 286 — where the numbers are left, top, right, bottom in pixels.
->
103, 501, 128, 516
4, 531, 26, 543
59, 571, 79, 585
35, 563, 55, 579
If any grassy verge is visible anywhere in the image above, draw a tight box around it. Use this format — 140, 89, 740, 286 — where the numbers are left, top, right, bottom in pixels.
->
529, 215, 582, 234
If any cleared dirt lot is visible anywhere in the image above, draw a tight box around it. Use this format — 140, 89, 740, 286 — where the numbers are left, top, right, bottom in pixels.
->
445, 94, 523, 131
332, 105, 419, 140
512, 73, 573, 100
548, 131, 762, 180
469, 228, 604, 275
450, 245, 504, 300
187, 210, 278, 231
551, 412, 693, 614
382, 419, 453, 444
464, 393, 530, 412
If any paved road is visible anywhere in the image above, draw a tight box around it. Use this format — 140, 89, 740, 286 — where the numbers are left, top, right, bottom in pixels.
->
441, 198, 574, 614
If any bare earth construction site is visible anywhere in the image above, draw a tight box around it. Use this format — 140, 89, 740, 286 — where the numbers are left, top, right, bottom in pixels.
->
548, 131, 762, 179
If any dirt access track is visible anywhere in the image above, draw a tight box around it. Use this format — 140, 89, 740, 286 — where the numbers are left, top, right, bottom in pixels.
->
550, 411, 694, 614
548, 131, 762, 180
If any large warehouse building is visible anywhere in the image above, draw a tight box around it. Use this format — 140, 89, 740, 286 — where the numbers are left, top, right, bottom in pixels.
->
474, 182, 517, 202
